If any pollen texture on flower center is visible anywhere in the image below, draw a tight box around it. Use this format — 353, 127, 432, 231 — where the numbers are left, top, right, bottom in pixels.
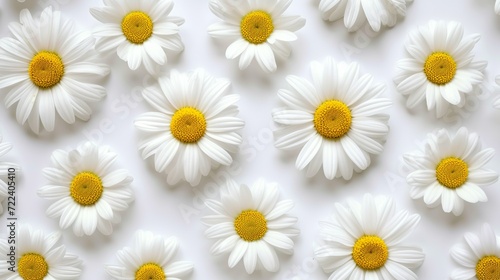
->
313, 100, 352, 139
424, 52, 457, 85
135, 263, 166, 280
435, 157, 468, 189
234, 210, 268, 241
70, 171, 104, 206
122, 11, 154, 44
476, 256, 500, 280
18, 253, 49, 280
29, 51, 64, 89
240, 10, 274, 44
352, 235, 389, 270
170, 107, 207, 143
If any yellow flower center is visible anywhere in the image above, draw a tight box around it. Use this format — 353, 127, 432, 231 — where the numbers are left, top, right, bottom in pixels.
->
135, 263, 165, 280
476, 256, 500, 280
122, 11, 154, 44
352, 235, 389, 270
70, 172, 104, 206
240, 10, 274, 44
313, 100, 352, 139
18, 253, 49, 280
170, 107, 207, 143
435, 157, 468, 189
28, 51, 64, 89
234, 210, 267, 242
423, 52, 457, 85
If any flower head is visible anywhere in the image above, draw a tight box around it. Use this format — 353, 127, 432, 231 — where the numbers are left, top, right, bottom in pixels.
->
106, 230, 193, 280
0, 7, 109, 133
273, 57, 391, 180
394, 21, 486, 118
450, 224, 500, 280
315, 194, 424, 279
38, 142, 134, 236
0, 224, 82, 280
404, 127, 498, 216
208, 0, 305, 72
203, 178, 299, 273
135, 69, 244, 186
90, 0, 184, 74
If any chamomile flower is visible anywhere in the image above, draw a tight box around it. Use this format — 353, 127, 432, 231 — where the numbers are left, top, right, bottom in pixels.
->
394, 21, 486, 118
135, 69, 244, 186
273, 57, 391, 180
315, 194, 424, 280
318, 0, 412, 32
203, 178, 299, 274
0, 224, 82, 280
0, 7, 109, 134
90, 0, 184, 75
0, 136, 18, 215
38, 142, 134, 236
450, 223, 500, 280
404, 127, 498, 216
208, 0, 306, 72
105, 230, 193, 280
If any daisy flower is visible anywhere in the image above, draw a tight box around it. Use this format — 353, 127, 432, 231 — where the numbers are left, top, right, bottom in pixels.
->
450, 223, 500, 280
203, 178, 299, 274
0, 7, 110, 134
38, 142, 134, 236
0, 223, 82, 280
135, 69, 244, 186
394, 20, 486, 118
90, 0, 184, 75
315, 194, 424, 279
318, 0, 412, 32
0, 136, 18, 215
105, 230, 193, 280
208, 0, 306, 72
404, 127, 498, 216
273, 57, 391, 180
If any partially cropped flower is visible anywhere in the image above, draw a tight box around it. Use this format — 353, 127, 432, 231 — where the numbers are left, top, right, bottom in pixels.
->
106, 230, 193, 280
273, 57, 391, 180
208, 0, 305, 72
0, 136, 18, 215
0, 224, 82, 280
90, 0, 184, 75
203, 178, 299, 274
404, 127, 498, 216
394, 21, 486, 118
38, 142, 134, 236
135, 69, 244, 186
315, 194, 424, 279
496, 0, 500, 15
0, 7, 109, 134
450, 224, 500, 280
318, 0, 412, 32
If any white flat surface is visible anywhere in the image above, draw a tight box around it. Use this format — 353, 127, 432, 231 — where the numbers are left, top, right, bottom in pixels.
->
1, 0, 500, 279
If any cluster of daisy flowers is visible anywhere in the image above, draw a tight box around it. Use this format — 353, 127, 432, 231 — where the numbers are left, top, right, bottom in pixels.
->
2, 0, 500, 279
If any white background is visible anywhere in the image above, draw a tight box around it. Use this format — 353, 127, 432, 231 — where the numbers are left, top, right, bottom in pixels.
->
1, 0, 500, 279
